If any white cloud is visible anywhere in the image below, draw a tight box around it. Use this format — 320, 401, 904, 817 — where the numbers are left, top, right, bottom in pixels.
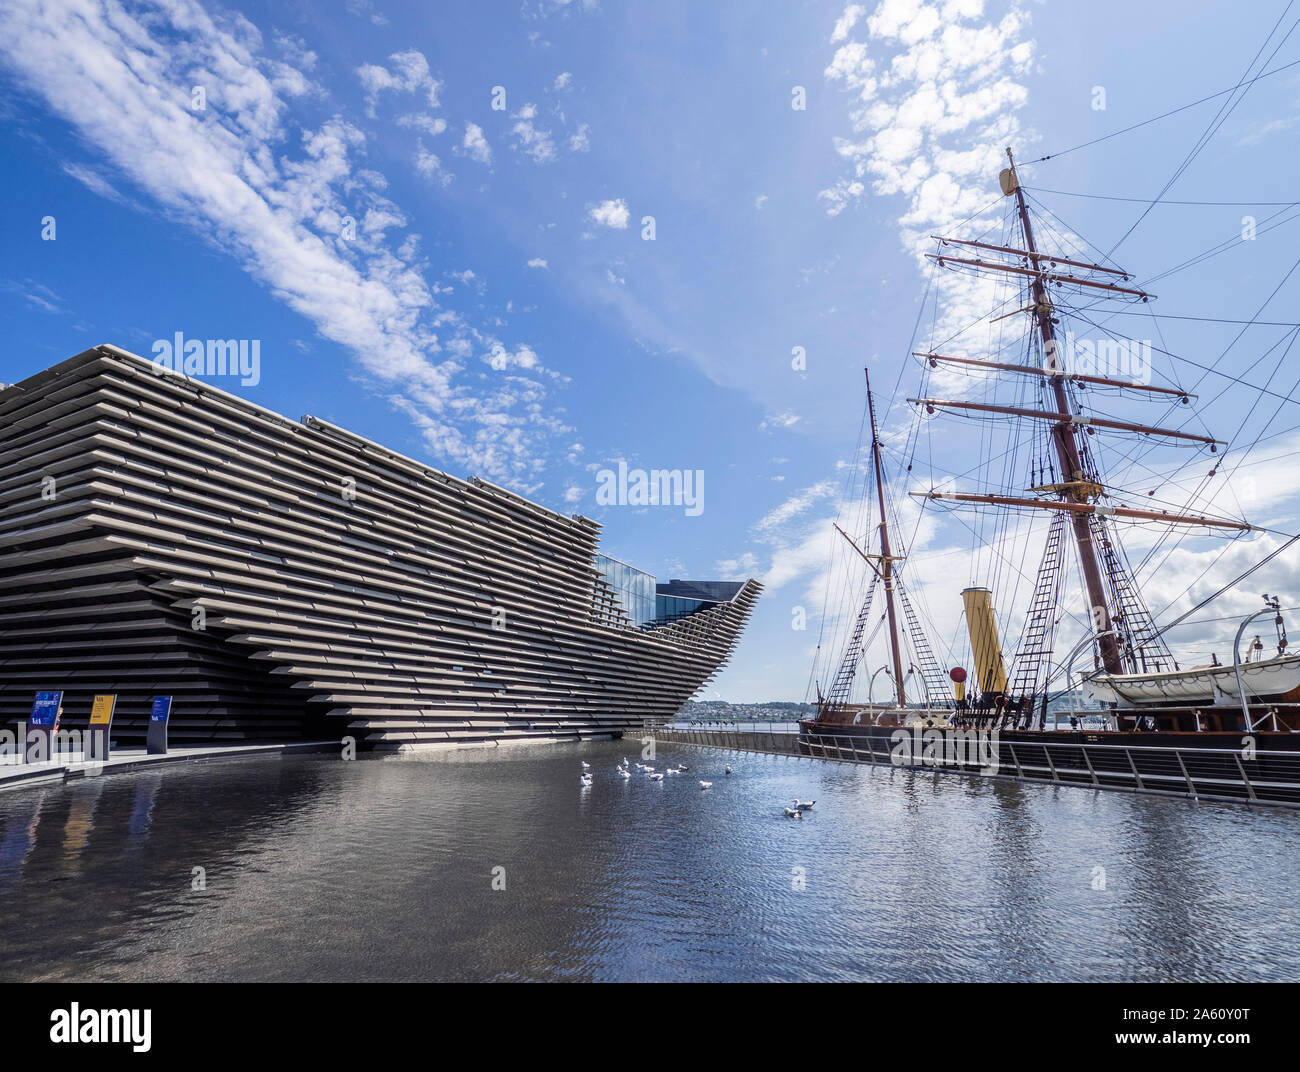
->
715, 552, 760, 580
817, 178, 864, 216
569, 122, 591, 152
272, 32, 319, 76
756, 480, 837, 536
821, 0, 1033, 235
830, 3, 866, 42
484, 342, 540, 371
754, 193, 768, 210
0, 0, 565, 488
759, 412, 801, 431
358, 49, 441, 116
821, 0, 1036, 369
1, 278, 64, 314
553, 71, 573, 90
588, 198, 630, 229
346, 0, 389, 27
510, 102, 557, 162
61, 162, 130, 205
414, 143, 449, 184
461, 121, 492, 163
397, 114, 448, 136
526, 257, 549, 269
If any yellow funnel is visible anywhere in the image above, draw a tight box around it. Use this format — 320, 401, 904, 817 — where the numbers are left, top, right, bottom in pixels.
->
962, 587, 1008, 696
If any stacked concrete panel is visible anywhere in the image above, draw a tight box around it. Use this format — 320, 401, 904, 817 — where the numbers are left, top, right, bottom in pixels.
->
0, 346, 761, 748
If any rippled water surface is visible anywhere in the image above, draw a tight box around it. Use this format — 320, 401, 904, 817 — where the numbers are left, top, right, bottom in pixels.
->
1, 740, 1297, 981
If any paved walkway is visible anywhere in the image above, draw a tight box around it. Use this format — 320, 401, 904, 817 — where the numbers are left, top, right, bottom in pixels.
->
0, 741, 336, 793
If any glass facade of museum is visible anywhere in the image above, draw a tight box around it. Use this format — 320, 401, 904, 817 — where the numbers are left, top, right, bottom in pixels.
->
594, 554, 656, 627
652, 580, 748, 627
655, 594, 709, 622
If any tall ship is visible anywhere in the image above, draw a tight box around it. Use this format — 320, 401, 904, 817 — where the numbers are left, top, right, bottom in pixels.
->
800, 149, 1300, 792
0, 345, 760, 749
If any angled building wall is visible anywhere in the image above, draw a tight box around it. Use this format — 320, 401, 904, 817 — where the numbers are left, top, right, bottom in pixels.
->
0, 346, 761, 748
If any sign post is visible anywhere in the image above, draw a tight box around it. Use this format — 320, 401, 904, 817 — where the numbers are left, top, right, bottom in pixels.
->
26, 691, 63, 764
146, 696, 172, 755
87, 694, 117, 762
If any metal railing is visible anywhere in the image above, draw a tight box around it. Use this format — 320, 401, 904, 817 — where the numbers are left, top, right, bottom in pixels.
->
646, 724, 1300, 808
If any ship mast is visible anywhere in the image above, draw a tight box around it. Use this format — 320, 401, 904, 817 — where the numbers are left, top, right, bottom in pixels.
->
1002, 147, 1123, 674
866, 369, 909, 705
899, 147, 1251, 699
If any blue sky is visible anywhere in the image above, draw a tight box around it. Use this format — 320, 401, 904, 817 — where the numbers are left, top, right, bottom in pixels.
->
3, 0, 1299, 702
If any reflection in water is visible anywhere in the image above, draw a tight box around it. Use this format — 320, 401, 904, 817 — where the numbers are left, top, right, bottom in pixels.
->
0, 791, 46, 893
0, 744, 1297, 982
59, 777, 105, 881
126, 775, 159, 846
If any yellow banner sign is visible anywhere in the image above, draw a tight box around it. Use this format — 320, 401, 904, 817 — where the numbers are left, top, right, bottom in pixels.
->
89, 694, 116, 725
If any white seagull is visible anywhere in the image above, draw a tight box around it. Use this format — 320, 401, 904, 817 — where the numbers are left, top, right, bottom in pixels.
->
783, 806, 803, 819
580, 775, 593, 786
581, 761, 590, 769
699, 780, 712, 789
618, 768, 631, 778
791, 798, 815, 811
725, 765, 733, 775
648, 772, 664, 781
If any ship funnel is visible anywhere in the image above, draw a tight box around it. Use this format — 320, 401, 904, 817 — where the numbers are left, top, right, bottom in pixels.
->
961, 587, 1008, 698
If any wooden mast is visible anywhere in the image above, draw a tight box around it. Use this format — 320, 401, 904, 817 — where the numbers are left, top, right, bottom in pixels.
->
1003, 147, 1124, 674
866, 369, 908, 705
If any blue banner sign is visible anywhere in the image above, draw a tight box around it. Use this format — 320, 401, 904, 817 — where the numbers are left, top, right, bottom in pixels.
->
146, 696, 172, 755
29, 691, 62, 727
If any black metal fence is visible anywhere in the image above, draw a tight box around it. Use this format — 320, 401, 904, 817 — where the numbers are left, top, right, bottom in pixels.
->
647, 724, 1300, 808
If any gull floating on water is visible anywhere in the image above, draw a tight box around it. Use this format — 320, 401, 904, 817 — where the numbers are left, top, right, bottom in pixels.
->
699, 780, 712, 789
725, 766, 732, 775
581, 761, 590, 769
619, 768, 631, 778
783, 807, 804, 819
649, 772, 664, 781
791, 798, 815, 811
580, 775, 593, 786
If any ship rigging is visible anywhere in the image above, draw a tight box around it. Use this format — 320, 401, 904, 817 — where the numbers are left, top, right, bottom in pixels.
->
809, 147, 1300, 740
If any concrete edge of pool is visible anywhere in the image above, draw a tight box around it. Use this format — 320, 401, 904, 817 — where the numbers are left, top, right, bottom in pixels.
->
0, 741, 339, 794
0, 732, 636, 794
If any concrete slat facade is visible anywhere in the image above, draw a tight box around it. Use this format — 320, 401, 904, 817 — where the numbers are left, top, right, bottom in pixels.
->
0, 346, 761, 748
